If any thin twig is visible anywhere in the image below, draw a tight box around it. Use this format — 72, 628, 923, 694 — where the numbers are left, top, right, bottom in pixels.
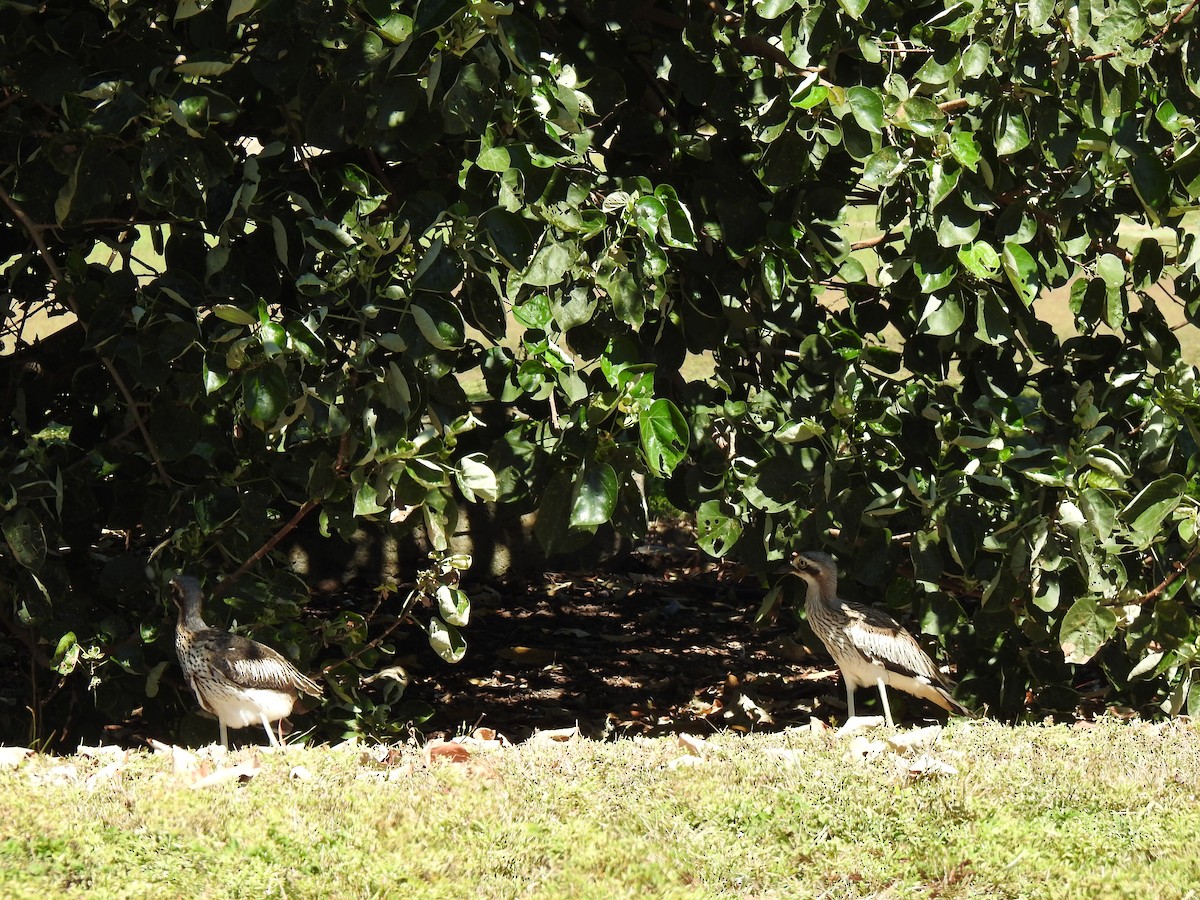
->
1138, 545, 1200, 605
0, 182, 174, 484
322, 583, 422, 675
212, 498, 320, 599
851, 233, 901, 251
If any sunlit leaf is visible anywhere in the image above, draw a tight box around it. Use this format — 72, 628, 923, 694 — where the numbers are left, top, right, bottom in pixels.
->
639, 399, 689, 477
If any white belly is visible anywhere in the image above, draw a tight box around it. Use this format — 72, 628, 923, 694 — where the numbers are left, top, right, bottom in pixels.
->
205, 686, 296, 729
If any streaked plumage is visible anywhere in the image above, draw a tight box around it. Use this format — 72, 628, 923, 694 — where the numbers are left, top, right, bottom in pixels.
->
780, 551, 971, 726
171, 575, 323, 747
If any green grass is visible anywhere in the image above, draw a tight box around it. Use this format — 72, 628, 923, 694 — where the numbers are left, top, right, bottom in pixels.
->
2, 721, 1199, 898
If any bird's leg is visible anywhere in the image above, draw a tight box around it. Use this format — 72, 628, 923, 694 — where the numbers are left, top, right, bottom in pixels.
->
261, 713, 282, 749
845, 683, 856, 720
876, 677, 895, 728
219, 720, 229, 749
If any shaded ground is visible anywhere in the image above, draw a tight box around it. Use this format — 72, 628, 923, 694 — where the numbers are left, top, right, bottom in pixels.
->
405, 540, 840, 742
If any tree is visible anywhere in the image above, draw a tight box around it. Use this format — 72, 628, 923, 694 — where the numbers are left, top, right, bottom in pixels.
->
1, 0, 1198, 743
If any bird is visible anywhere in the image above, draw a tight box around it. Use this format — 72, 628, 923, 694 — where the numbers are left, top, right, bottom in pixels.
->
778, 551, 972, 727
170, 574, 323, 748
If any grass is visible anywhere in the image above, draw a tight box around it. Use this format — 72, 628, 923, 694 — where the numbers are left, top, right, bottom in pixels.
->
2, 720, 1199, 898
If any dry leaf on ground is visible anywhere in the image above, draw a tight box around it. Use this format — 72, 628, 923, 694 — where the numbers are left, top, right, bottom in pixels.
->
885, 725, 943, 755
189, 759, 261, 789
0, 747, 33, 769
426, 739, 472, 764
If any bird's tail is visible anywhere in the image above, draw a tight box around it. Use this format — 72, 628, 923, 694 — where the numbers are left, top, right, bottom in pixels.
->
906, 677, 976, 718
933, 685, 976, 718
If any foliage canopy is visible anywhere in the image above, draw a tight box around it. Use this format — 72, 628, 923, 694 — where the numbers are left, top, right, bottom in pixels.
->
1, 0, 1199, 741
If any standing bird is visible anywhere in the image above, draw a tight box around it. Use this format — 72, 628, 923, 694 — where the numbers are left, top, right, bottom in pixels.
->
778, 551, 971, 727
170, 575, 323, 748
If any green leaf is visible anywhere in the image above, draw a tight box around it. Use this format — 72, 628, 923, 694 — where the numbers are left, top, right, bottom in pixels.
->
696, 500, 742, 557
638, 399, 689, 477
481, 207, 534, 269
598, 261, 643, 327
1002, 242, 1039, 304
436, 586, 471, 627
1059, 596, 1117, 664
1121, 474, 1186, 549
353, 479, 386, 516
961, 44, 990, 78
1128, 147, 1170, 220
227, 0, 259, 21
996, 109, 1031, 156
427, 616, 467, 664
570, 462, 618, 528
415, 0, 466, 32
52, 631, 80, 675
457, 453, 499, 503
523, 241, 574, 287
790, 83, 828, 109
948, 131, 981, 170
756, 0, 797, 17
1079, 488, 1116, 539
862, 147, 904, 188
410, 298, 466, 350
477, 146, 510, 172
634, 196, 667, 238
894, 98, 944, 137
513, 293, 552, 329
775, 418, 826, 444
914, 251, 956, 293
918, 295, 964, 335
846, 86, 883, 134
243, 364, 289, 426
213, 304, 257, 326
2, 508, 47, 571
836, 0, 870, 20
958, 241, 1001, 279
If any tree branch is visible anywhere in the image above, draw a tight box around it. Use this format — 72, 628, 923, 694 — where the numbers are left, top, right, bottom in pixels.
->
212, 499, 321, 599
1137, 545, 1200, 605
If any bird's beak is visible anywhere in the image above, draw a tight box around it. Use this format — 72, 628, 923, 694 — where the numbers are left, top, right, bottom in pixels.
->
773, 560, 796, 575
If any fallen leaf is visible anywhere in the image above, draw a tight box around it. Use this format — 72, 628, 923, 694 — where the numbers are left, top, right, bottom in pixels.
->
885, 725, 942, 755
363, 745, 406, 768
41, 765, 80, 784
902, 754, 959, 779
189, 759, 260, 789
426, 739, 472, 764
0, 747, 33, 769
496, 646, 557, 665
86, 762, 124, 789
528, 725, 581, 744
763, 748, 802, 764
676, 733, 705, 756
289, 765, 314, 781
845, 735, 887, 761
836, 716, 886, 738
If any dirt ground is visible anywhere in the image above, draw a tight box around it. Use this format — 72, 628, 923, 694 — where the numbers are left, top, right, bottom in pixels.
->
404, 541, 839, 743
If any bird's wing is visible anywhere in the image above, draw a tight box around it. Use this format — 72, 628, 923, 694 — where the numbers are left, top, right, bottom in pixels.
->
840, 601, 948, 684
200, 630, 322, 695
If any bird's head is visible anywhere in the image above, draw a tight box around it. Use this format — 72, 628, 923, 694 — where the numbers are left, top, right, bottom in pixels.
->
169, 575, 205, 620
775, 550, 839, 600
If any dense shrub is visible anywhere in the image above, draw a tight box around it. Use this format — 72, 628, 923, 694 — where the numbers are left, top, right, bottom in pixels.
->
1, 0, 1197, 741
